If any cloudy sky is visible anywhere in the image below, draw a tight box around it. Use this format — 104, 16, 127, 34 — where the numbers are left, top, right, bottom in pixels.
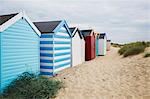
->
0, 0, 149, 44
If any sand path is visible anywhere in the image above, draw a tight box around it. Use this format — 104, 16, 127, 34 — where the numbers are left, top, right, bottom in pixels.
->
55, 47, 150, 99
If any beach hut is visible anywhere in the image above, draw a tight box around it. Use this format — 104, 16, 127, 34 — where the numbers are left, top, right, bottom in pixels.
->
99, 33, 107, 55
81, 29, 96, 61
95, 33, 100, 56
70, 27, 85, 66
34, 20, 72, 76
107, 40, 111, 51
0, 12, 41, 91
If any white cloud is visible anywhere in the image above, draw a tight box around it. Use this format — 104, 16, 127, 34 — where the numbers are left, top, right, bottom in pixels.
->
0, 0, 149, 43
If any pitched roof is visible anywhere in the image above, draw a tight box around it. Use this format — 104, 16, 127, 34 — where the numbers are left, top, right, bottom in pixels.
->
99, 33, 106, 39
69, 27, 76, 34
69, 27, 83, 39
0, 12, 41, 36
33, 21, 61, 33
0, 13, 18, 25
80, 29, 93, 38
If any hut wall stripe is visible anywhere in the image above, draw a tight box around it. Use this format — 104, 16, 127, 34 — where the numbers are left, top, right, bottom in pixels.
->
54, 35, 70, 39
40, 41, 53, 44
54, 57, 71, 62
40, 60, 71, 67
40, 69, 53, 72
54, 59, 70, 66
40, 49, 70, 54
41, 38, 70, 42
40, 44, 70, 47
54, 38, 70, 42
41, 35, 53, 38
41, 57, 71, 63
54, 47, 71, 50
40, 63, 53, 66
40, 53, 53, 57
40, 47, 53, 50
40, 59, 53, 63
40, 52, 70, 57
54, 64, 70, 72
40, 66, 53, 69
55, 52, 71, 56
54, 41, 70, 44
54, 49, 70, 53
56, 32, 69, 37
40, 50, 53, 54
40, 38, 53, 41
40, 72, 53, 76
41, 41, 70, 44
55, 62, 70, 69
41, 54, 70, 60
40, 56, 53, 60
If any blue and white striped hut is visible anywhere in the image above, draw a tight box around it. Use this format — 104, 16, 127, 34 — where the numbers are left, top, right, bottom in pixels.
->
0, 12, 41, 91
34, 20, 72, 76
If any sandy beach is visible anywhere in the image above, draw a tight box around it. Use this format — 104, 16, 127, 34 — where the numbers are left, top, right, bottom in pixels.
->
55, 47, 150, 99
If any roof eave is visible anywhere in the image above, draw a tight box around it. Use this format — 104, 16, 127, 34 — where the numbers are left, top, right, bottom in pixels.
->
23, 12, 41, 36
71, 27, 78, 37
53, 20, 72, 37
0, 11, 41, 36
0, 12, 22, 32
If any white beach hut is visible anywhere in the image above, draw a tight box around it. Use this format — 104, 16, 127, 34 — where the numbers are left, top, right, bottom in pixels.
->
70, 27, 85, 66
99, 33, 107, 55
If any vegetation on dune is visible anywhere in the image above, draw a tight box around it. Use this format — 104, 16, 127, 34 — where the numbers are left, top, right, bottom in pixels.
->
0, 72, 64, 99
144, 52, 150, 58
123, 46, 145, 57
118, 41, 150, 57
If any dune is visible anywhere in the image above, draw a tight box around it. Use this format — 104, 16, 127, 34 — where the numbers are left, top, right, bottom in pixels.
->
54, 47, 150, 99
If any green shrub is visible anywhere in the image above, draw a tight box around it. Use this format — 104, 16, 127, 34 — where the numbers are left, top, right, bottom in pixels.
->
144, 53, 150, 58
118, 45, 131, 55
118, 42, 149, 57
1, 72, 64, 99
123, 46, 145, 57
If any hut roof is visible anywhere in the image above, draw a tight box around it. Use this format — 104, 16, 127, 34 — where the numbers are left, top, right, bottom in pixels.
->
99, 33, 106, 39
69, 27, 76, 33
0, 13, 18, 25
80, 29, 94, 38
0, 12, 41, 36
33, 21, 61, 33
69, 27, 83, 39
